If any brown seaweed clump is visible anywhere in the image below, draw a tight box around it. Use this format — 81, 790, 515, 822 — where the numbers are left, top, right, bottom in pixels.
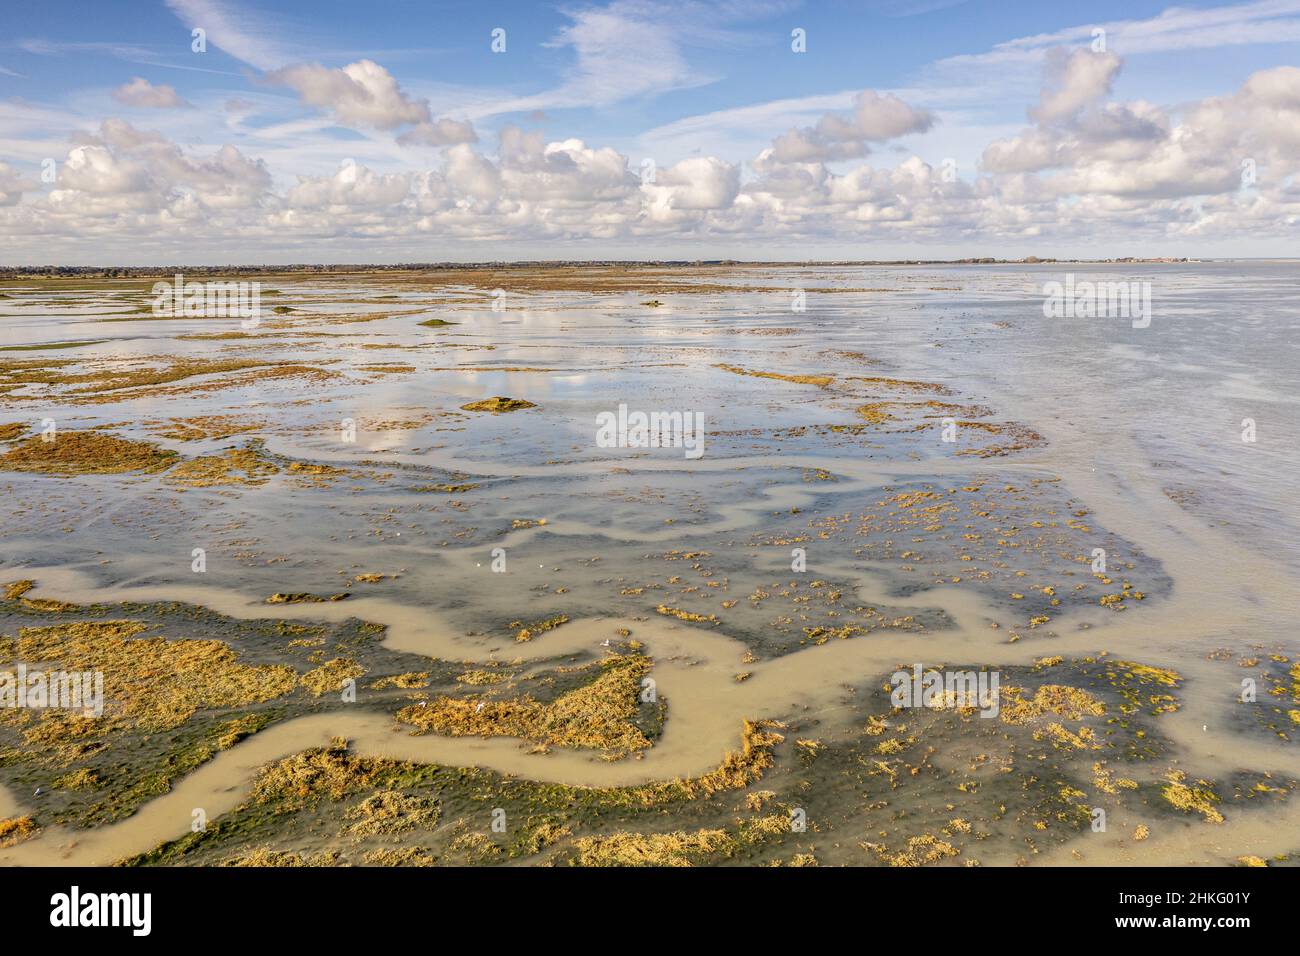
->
150, 415, 264, 441
370, 672, 429, 690
167, 447, 279, 486
0, 431, 177, 475
460, 396, 537, 412
513, 613, 568, 642
862, 833, 961, 867
611, 719, 785, 808
300, 658, 366, 696
0, 816, 38, 848
2, 580, 34, 601
345, 790, 440, 835
713, 363, 834, 387
0, 620, 297, 742
655, 604, 719, 625
265, 592, 350, 605
455, 669, 505, 686
250, 738, 395, 807
572, 828, 732, 866
397, 655, 651, 756
855, 403, 894, 425
362, 847, 439, 866
220, 847, 340, 867
1162, 771, 1225, 823
998, 684, 1107, 724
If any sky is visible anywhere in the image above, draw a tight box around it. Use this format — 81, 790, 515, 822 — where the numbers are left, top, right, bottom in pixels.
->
1, 0, 1299, 264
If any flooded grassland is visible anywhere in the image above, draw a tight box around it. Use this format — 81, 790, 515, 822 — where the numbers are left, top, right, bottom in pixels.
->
0, 263, 1296, 867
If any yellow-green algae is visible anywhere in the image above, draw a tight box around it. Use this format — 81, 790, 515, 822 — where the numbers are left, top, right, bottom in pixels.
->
0, 431, 177, 475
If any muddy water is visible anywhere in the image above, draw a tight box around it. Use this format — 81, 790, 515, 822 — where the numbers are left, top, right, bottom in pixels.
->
1, 263, 1297, 865
3, 453, 1296, 868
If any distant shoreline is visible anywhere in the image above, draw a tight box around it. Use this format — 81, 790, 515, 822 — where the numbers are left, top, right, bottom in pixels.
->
0, 256, 1234, 279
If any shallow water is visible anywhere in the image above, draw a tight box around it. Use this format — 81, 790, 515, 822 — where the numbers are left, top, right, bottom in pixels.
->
0, 263, 1297, 866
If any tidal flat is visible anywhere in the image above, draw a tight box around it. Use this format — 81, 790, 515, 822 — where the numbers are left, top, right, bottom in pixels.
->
0, 262, 1296, 867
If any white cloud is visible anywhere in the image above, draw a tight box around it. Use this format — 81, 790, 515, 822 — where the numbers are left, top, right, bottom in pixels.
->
0, 162, 34, 206
638, 90, 857, 159
652, 156, 740, 210
287, 160, 410, 208
60, 145, 153, 196
1031, 50, 1122, 124
4, 37, 1300, 258
163, 0, 297, 70
765, 91, 935, 164
398, 118, 478, 148
266, 60, 426, 129
498, 128, 635, 202
936, 0, 1300, 73
543, 1, 709, 106
111, 77, 192, 109
978, 48, 1300, 213
465, 0, 793, 118
265, 59, 476, 146
23, 119, 272, 228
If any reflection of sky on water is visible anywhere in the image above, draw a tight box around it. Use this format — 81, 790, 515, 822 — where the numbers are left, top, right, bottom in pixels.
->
3, 261, 1296, 587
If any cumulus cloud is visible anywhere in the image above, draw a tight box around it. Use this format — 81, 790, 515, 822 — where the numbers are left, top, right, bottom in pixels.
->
1030, 49, 1122, 124
59, 145, 153, 196
111, 77, 191, 109
6, 48, 1300, 256
766, 91, 935, 164
1048, 66, 1300, 200
497, 127, 635, 202
93, 119, 270, 208
0, 163, 38, 207
648, 157, 740, 212
265, 59, 476, 145
398, 117, 478, 148
0, 165, 28, 207
287, 160, 411, 209
266, 59, 424, 128
31, 119, 271, 226
980, 49, 1300, 214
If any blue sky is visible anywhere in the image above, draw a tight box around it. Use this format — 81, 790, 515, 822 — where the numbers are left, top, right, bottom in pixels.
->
2, 0, 1300, 262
